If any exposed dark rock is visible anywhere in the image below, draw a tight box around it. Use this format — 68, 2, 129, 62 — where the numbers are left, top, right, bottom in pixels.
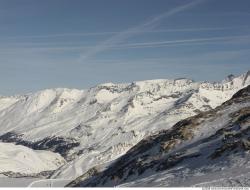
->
69, 124, 93, 138
96, 82, 138, 94
153, 93, 182, 101
174, 92, 193, 107
89, 99, 97, 105
209, 125, 250, 159
120, 97, 135, 113
205, 105, 250, 159
227, 85, 250, 103
229, 107, 250, 124
0, 132, 80, 160
66, 167, 99, 187
157, 152, 201, 171
0, 170, 54, 178
242, 71, 250, 86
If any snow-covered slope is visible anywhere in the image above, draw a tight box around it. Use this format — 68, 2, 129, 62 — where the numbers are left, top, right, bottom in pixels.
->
0, 71, 249, 179
69, 85, 250, 187
0, 142, 65, 176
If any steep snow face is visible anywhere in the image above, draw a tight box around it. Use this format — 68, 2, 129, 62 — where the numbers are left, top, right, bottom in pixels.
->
0, 96, 19, 112
0, 88, 85, 137
0, 142, 65, 175
198, 71, 250, 108
70, 85, 250, 187
0, 72, 249, 179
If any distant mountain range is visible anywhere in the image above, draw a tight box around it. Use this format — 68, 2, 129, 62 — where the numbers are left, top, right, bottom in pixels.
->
0, 71, 249, 187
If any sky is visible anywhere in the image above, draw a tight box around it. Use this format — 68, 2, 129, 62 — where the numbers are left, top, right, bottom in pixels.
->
0, 0, 250, 95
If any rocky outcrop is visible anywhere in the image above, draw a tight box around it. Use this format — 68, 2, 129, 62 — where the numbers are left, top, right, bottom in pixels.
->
0, 132, 80, 160
0, 170, 54, 178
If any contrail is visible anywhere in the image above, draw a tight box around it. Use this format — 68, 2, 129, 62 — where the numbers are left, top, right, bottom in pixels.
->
0, 35, 250, 54
79, 0, 206, 61
4, 26, 245, 39
2, 34, 249, 54
113, 35, 250, 49
3, 25, 248, 40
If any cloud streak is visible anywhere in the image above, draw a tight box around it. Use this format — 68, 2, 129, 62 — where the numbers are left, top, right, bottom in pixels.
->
1, 34, 250, 54
2, 25, 249, 40
113, 34, 250, 49
79, 0, 206, 61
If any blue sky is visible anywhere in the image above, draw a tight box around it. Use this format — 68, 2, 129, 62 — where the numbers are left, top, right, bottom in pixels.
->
0, 0, 250, 95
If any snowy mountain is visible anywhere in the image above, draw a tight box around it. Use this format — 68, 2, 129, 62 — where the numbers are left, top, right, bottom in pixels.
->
0, 142, 65, 177
0, 71, 249, 180
67, 84, 250, 187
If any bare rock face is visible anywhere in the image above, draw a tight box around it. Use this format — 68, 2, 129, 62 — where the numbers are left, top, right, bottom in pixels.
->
0, 170, 54, 178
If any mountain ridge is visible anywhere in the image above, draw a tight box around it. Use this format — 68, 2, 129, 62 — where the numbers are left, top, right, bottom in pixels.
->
1, 70, 249, 98
0, 71, 249, 180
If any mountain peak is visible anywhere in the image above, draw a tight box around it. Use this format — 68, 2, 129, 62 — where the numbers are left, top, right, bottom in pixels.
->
222, 74, 235, 83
